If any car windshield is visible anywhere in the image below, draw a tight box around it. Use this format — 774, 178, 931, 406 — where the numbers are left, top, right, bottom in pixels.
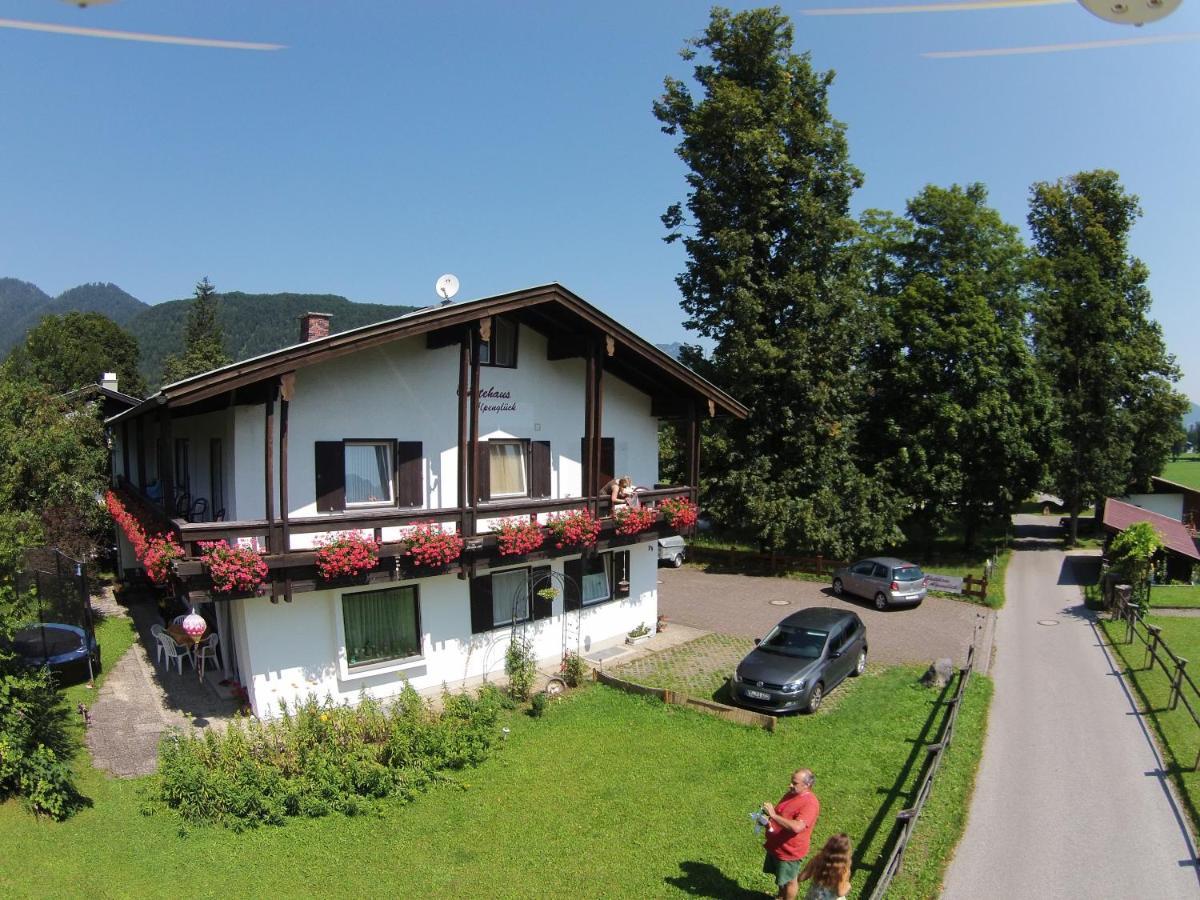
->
758, 625, 828, 659
893, 565, 924, 582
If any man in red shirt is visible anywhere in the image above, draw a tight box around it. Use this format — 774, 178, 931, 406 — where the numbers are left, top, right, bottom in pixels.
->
762, 768, 820, 900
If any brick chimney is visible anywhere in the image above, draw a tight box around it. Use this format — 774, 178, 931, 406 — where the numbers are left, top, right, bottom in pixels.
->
298, 312, 333, 343
100, 372, 119, 392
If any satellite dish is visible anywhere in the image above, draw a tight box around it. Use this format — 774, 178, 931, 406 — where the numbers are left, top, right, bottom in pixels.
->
436, 274, 460, 302
1077, 0, 1181, 25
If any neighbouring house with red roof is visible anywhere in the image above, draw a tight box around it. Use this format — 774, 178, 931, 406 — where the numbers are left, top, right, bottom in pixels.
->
1120, 475, 1200, 535
1101, 497, 1200, 582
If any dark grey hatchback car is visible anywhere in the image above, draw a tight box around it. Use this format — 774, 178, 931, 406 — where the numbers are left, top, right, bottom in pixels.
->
730, 608, 867, 714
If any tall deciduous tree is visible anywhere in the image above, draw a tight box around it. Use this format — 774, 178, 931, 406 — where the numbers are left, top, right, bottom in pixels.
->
4, 311, 146, 398
654, 6, 900, 556
860, 184, 1052, 548
1028, 170, 1188, 544
161, 277, 231, 384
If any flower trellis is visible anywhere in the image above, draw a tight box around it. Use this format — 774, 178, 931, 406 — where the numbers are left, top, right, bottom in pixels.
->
404, 521, 464, 568
105, 490, 184, 585
614, 505, 658, 536
315, 532, 380, 580
547, 509, 600, 550
660, 497, 699, 531
198, 541, 269, 593
492, 517, 545, 556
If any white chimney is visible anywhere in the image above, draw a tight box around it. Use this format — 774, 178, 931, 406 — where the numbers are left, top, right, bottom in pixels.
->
101, 372, 119, 392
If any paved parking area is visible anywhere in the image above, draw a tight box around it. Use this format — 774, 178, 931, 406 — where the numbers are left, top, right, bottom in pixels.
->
656, 565, 990, 669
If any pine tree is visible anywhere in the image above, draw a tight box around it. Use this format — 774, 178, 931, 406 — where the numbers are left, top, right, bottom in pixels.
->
161, 277, 232, 384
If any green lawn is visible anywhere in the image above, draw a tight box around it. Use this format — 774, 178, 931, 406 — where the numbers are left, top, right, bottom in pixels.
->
1, 664, 991, 899
1149, 584, 1200, 610
1099, 614, 1200, 838
1161, 454, 1200, 490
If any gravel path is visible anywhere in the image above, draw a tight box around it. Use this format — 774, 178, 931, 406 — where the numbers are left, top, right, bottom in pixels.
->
941, 516, 1200, 898
656, 565, 990, 669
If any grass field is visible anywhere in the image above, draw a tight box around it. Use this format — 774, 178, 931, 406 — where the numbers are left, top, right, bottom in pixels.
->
1149, 584, 1200, 610
1, 658, 991, 899
1099, 614, 1200, 839
1161, 454, 1200, 490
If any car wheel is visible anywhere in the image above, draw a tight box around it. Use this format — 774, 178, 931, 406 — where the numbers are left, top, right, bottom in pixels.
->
804, 682, 824, 714
874, 592, 889, 611
851, 649, 867, 676
832, 578, 844, 597
671, 553, 683, 569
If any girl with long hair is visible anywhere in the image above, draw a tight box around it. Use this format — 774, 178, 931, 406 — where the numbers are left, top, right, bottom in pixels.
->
797, 832, 853, 900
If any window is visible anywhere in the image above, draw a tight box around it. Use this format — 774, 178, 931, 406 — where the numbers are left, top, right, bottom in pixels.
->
174, 438, 190, 494
488, 440, 527, 499
342, 585, 421, 668
480, 316, 518, 367
582, 554, 611, 606
345, 441, 393, 505
491, 568, 530, 627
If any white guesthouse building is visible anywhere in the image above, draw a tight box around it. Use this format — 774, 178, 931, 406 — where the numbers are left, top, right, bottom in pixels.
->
108, 284, 746, 718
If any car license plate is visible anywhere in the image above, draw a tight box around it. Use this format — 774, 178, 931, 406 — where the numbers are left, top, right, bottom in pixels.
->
745, 689, 770, 700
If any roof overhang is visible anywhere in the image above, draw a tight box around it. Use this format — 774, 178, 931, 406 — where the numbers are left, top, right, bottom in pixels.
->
107, 283, 747, 425
1101, 497, 1200, 562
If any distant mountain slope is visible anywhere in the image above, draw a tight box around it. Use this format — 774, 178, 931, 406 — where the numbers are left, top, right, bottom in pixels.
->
128, 291, 418, 386
1186, 401, 1200, 429
0, 280, 148, 357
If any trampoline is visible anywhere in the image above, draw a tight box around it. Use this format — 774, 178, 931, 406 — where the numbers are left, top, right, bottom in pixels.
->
10, 623, 100, 683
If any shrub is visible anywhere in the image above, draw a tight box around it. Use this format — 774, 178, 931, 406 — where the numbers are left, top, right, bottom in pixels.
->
561, 651, 587, 687
156, 686, 500, 830
504, 636, 537, 701
198, 540, 269, 593
529, 692, 549, 718
0, 665, 83, 819
315, 532, 380, 580
492, 517, 545, 556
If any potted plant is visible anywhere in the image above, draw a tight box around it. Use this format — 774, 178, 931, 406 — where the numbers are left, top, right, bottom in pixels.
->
547, 509, 601, 550
492, 517, 545, 556
198, 540, 269, 594
660, 497, 699, 531
404, 521, 465, 569
315, 531, 381, 580
625, 622, 652, 646
613, 505, 658, 537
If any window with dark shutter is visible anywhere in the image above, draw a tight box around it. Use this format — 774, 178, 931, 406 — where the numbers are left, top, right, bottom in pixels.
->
469, 573, 494, 634
530, 441, 551, 499
579, 437, 616, 496
395, 442, 423, 507
315, 441, 345, 512
563, 557, 583, 612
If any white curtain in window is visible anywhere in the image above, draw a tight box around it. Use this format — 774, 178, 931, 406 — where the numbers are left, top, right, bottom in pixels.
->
583, 571, 610, 604
492, 569, 529, 625
489, 443, 526, 497
346, 443, 392, 504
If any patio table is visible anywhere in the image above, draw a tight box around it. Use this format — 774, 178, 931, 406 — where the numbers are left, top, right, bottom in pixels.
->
167, 623, 212, 679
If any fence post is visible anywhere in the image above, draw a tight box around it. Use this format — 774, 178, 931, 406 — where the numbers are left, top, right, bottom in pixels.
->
1170, 657, 1188, 711
1145, 625, 1161, 672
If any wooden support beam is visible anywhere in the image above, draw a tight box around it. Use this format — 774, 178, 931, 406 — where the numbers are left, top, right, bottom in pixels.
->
159, 407, 175, 516
467, 324, 481, 536
594, 341, 605, 505
458, 332, 470, 540
583, 341, 595, 512
121, 421, 131, 483
135, 415, 146, 489
264, 383, 276, 559
279, 373, 293, 556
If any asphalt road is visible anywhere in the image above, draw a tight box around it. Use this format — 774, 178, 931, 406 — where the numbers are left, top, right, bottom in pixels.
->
656, 565, 987, 668
941, 516, 1200, 898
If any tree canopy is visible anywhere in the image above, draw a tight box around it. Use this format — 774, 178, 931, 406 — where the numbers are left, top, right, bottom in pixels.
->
1028, 170, 1189, 543
4, 311, 146, 398
654, 6, 900, 556
160, 277, 232, 384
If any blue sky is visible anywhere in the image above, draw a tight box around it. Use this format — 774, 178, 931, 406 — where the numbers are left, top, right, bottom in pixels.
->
2, 1, 1197, 399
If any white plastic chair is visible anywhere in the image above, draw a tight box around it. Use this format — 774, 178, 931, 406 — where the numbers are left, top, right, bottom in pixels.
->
155, 631, 193, 674
150, 623, 167, 667
194, 632, 220, 673
171, 615, 187, 625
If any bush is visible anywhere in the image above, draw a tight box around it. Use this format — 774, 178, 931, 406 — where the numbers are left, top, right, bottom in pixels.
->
505, 637, 536, 702
561, 652, 586, 688
155, 686, 501, 830
0, 665, 83, 819
529, 692, 549, 718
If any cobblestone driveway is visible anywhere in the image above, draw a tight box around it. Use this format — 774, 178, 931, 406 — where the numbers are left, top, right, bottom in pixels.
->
656, 565, 989, 668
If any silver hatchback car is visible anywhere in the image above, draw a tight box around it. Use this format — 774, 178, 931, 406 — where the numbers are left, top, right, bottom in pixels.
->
832, 557, 926, 610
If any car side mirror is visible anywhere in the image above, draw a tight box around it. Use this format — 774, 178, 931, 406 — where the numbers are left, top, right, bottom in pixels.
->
753, 638, 760, 646
829, 650, 842, 658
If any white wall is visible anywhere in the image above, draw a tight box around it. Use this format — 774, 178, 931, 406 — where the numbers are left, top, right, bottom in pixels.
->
1124, 493, 1184, 522
237, 538, 661, 718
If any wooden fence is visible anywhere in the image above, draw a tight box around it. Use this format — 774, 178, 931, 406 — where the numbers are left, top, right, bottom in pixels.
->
1112, 593, 1200, 770
866, 616, 984, 900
